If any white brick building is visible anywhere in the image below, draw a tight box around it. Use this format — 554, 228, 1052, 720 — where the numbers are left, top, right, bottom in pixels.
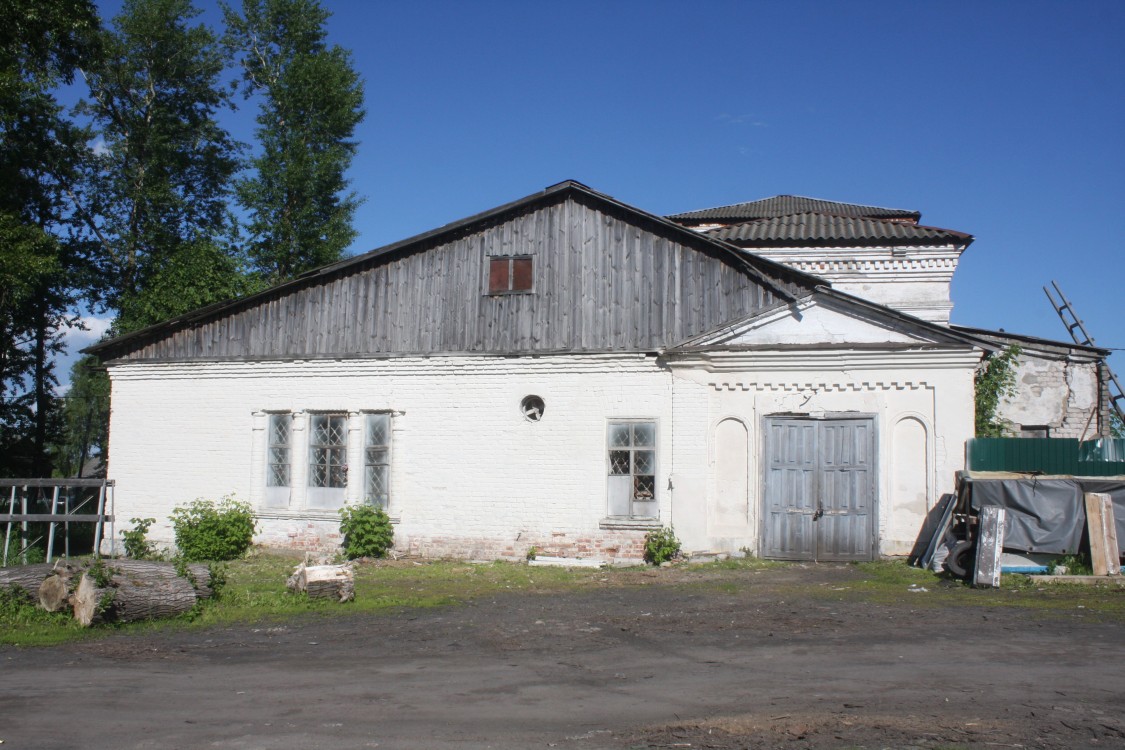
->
87, 182, 1108, 562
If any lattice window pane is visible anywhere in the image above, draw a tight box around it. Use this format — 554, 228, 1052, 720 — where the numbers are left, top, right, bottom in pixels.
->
633, 423, 655, 447
367, 414, 389, 446
634, 450, 655, 475
268, 464, 289, 487
634, 475, 655, 500
328, 465, 347, 487
310, 415, 329, 445
364, 413, 391, 507
310, 462, 328, 488
267, 414, 291, 489
366, 465, 389, 507
270, 416, 290, 445
609, 424, 632, 447
609, 451, 631, 475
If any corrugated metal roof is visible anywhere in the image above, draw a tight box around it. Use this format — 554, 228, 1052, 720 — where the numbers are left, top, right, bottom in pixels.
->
706, 212, 971, 246
668, 195, 921, 223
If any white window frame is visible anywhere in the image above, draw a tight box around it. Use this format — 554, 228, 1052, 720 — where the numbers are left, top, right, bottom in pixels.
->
362, 412, 392, 508
307, 412, 348, 510
263, 412, 293, 508
606, 419, 658, 519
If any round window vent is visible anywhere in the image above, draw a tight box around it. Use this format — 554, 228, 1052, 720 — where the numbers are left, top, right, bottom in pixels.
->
520, 395, 545, 422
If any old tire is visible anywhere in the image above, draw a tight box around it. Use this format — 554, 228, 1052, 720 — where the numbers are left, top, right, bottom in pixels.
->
945, 539, 975, 579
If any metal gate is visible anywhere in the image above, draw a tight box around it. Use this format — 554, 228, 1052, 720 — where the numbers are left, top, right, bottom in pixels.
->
762, 417, 875, 561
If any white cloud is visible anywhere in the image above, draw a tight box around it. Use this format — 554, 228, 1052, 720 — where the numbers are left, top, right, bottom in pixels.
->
61, 315, 114, 351
55, 315, 115, 393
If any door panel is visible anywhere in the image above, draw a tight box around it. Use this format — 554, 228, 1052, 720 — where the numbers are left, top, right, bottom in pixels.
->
763, 417, 875, 561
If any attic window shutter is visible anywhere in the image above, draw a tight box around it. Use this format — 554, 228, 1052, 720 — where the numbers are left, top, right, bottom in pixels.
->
511, 258, 533, 291
488, 256, 533, 294
488, 258, 509, 293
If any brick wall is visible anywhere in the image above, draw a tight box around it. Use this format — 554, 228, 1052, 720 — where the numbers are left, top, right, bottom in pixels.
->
106, 354, 672, 563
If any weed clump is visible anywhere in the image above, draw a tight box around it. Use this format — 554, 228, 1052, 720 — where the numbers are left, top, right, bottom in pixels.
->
338, 504, 394, 559
643, 526, 681, 565
170, 495, 256, 561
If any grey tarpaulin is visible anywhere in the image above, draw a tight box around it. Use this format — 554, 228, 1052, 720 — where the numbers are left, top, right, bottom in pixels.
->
969, 479, 1085, 554
967, 476, 1125, 554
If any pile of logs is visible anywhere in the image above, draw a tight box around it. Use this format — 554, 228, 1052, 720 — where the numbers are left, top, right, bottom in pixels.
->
0, 559, 217, 627
286, 561, 355, 602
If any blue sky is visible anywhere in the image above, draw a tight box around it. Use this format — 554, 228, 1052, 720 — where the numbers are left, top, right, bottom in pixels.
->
65, 0, 1124, 376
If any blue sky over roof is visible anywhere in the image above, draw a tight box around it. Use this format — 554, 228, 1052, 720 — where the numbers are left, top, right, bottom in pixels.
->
68, 0, 1123, 375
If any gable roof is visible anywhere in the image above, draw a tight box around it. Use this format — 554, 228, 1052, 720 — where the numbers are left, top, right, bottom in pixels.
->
671, 287, 990, 352
85, 181, 828, 363
948, 324, 1109, 360
706, 212, 972, 248
667, 195, 921, 225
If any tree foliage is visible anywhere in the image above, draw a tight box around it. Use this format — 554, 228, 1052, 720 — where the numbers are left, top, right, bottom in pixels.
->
77, 0, 250, 333
52, 356, 109, 477
975, 344, 1022, 437
1, 0, 369, 477
0, 0, 99, 476
223, 0, 365, 284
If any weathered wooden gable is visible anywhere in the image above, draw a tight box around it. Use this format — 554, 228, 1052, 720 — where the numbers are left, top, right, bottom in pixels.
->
92, 184, 816, 362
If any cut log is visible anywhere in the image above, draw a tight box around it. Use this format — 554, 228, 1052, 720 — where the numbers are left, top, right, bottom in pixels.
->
0, 563, 60, 602
286, 562, 355, 602
72, 567, 200, 627
71, 571, 109, 627
38, 573, 71, 612
108, 560, 214, 599
69, 560, 217, 627
107, 573, 199, 623
36, 561, 78, 612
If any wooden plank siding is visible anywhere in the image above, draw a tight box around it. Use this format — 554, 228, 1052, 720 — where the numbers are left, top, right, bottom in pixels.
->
93, 186, 816, 362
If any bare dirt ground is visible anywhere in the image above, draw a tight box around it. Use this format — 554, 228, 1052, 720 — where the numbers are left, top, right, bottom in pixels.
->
2, 563, 1123, 750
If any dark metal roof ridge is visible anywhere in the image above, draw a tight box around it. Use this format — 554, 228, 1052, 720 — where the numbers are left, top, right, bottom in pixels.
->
706, 212, 974, 247
947, 324, 1110, 355
667, 194, 922, 222
84, 180, 825, 358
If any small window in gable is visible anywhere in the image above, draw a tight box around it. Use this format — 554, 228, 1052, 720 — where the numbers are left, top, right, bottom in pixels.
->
488, 256, 533, 294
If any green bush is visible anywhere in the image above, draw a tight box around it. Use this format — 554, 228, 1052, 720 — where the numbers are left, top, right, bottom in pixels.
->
338, 504, 394, 559
643, 526, 682, 565
170, 496, 256, 562
122, 517, 158, 559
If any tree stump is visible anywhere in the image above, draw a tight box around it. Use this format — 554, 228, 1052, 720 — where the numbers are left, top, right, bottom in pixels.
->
286, 563, 355, 602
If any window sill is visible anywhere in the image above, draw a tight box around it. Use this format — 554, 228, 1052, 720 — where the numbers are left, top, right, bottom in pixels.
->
599, 517, 662, 531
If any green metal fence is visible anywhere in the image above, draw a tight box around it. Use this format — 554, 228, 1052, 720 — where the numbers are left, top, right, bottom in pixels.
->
966, 438, 1125, 476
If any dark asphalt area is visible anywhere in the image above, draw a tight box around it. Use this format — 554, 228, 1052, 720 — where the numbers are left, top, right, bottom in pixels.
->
2, 564, 1123, 749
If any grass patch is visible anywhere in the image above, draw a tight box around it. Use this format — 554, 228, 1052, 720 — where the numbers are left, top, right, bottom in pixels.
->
0, 552, 612, 646
0, 587, 93, 648
4, 553, 1122, 647
813, 560, 1125, 620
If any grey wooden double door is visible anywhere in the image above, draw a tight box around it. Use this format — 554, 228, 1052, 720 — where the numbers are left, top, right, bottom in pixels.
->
762, 417, 876, 561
